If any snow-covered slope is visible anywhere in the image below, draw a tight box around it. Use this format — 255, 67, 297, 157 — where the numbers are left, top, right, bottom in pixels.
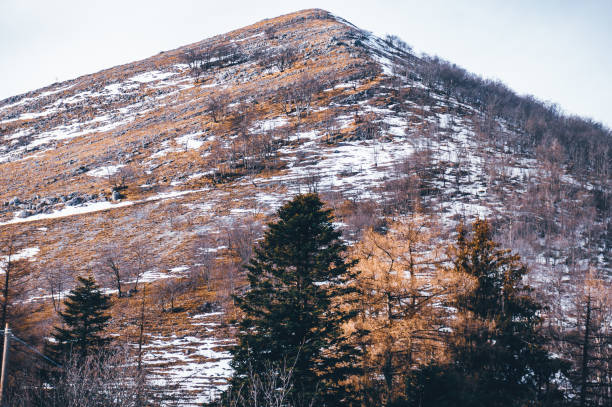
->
0, 8, 609, 403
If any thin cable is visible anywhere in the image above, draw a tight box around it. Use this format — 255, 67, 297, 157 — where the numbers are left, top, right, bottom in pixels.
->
7, 333, 62, 368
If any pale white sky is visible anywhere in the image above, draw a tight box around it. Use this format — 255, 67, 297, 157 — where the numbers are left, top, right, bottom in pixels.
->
1, 0, 611, 128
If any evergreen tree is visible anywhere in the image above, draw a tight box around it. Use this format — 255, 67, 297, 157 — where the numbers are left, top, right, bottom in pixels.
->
225, 193, 359, 406
49, 275, 112, 361
408, 219, 564, 407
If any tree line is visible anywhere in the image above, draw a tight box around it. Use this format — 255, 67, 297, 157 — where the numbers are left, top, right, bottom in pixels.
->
213, 194, 610, 407
0, 193, 609, 406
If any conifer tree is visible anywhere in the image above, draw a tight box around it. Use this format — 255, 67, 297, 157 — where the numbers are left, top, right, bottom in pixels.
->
49, 275, 112, 361
347, 215, 457, 405
408, 219, 564, 407
451, 219, 547, 404
226, 193, 359, 406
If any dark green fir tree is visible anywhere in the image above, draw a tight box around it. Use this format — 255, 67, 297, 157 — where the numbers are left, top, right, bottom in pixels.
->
49, 275, 112, 361
224, 193, 360, 407
407, 219, 565, 407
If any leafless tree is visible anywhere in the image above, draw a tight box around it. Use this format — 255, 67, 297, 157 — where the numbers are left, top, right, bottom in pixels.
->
299, 169, 321, 194
207, 92, 230, 123
264, 26, 277, 40
182, 43, 244, 80
157, 277, 188, 312
384, 34, 413, 54
322, 110, 339, 143
191, 234, 217, 289
106, 165, 137, 193
165, 201, 183, 230
11, 345, 154, 407
225, 217, 262, 267
100, 243, 128, 298
269, 46, 298, 73
136, 283, 148, 374
44, 263, 73, 314
277, 75, 321, 120
222, 352, 317, 407
128, 238, 151, 293
0, 233, 32, 330
182, 49, 206, 80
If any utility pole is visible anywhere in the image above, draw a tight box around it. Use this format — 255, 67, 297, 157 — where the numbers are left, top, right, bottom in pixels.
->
0, 323, 10, 407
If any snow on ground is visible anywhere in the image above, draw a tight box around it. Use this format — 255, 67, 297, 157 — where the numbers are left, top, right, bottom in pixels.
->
104, 82, 141, 95
0, 85, 74, 113
0, 110, 142, 163
264, 121, 415, 199
175, 132, 206, 150
132, 266, 190, 284
145, 188, 209, 202
1, 187, 211, 226
361, 32, 396, 75
129, 70, 177, 83
250, 116, 289, 133
138, 270, 176, 283
0, 108, 60, 123
143, 313, 234, 406
231, 32, 264, 43
0, 201, 135, 226
0, 246, 40, 271
151, 133, 209, 158
87, 165, 125, 177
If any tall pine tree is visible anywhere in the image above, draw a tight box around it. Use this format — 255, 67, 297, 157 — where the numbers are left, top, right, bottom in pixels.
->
49, 275, 112, 361
226, 193, 359, 406
450, 219, 550, 405
408, 219, 564, 407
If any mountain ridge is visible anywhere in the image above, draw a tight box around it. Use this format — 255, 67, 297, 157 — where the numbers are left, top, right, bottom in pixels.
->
0, 8, 610, 403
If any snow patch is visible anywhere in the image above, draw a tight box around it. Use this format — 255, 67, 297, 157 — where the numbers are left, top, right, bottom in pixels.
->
0, 201, 134, 226
86, 165, 125, 177
129, 71, 176, 83
0, 247, 40, 271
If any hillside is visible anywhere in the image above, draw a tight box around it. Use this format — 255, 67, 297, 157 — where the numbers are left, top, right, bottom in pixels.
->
1, 8, 610, 404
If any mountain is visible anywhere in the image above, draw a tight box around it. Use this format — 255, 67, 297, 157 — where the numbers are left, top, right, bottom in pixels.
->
0, 8, 610, 403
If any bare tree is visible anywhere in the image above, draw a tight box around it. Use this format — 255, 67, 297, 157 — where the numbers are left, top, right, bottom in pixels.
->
322, 110, 339, 143
264, 26, 277, 40
269, 46, 298, 72
157, 278, 188, 312
0, 233, 31, 330
106, 165, 137, 197
225, 217, 262, 267
128, 238, 151, 294
12, 345, 154, 407
136, 283, 148, 375
165, 201, 183, 230
207, 92, 230, 123
100, 243, 128, 298
191, 234, 217, 289
277, 75, 321, 119
182, 49, 206, 81
44, 264, 72, 314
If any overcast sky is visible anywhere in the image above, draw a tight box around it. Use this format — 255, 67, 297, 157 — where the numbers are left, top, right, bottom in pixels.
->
1, 0, 611, 128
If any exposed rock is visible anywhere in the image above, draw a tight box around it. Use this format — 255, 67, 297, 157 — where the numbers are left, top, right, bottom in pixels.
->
65, 197, 83, 206
111, 190, 122, 201
16, 210, 32, 218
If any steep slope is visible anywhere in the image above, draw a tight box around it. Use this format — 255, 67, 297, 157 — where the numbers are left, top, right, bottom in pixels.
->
1, 8, 610, 403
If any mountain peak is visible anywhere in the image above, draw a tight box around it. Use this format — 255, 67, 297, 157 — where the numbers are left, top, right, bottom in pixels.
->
0, 9, 609, 404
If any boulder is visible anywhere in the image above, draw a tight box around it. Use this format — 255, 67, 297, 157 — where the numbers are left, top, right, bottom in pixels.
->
65, 197, 83, 206
16, 210, 32, 218
112, 190, 122, 201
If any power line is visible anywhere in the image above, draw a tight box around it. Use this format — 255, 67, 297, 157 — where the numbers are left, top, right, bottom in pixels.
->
0, 329, 61, 368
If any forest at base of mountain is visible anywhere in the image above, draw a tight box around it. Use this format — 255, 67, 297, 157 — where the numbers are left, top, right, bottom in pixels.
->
0, 8, 610, 407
